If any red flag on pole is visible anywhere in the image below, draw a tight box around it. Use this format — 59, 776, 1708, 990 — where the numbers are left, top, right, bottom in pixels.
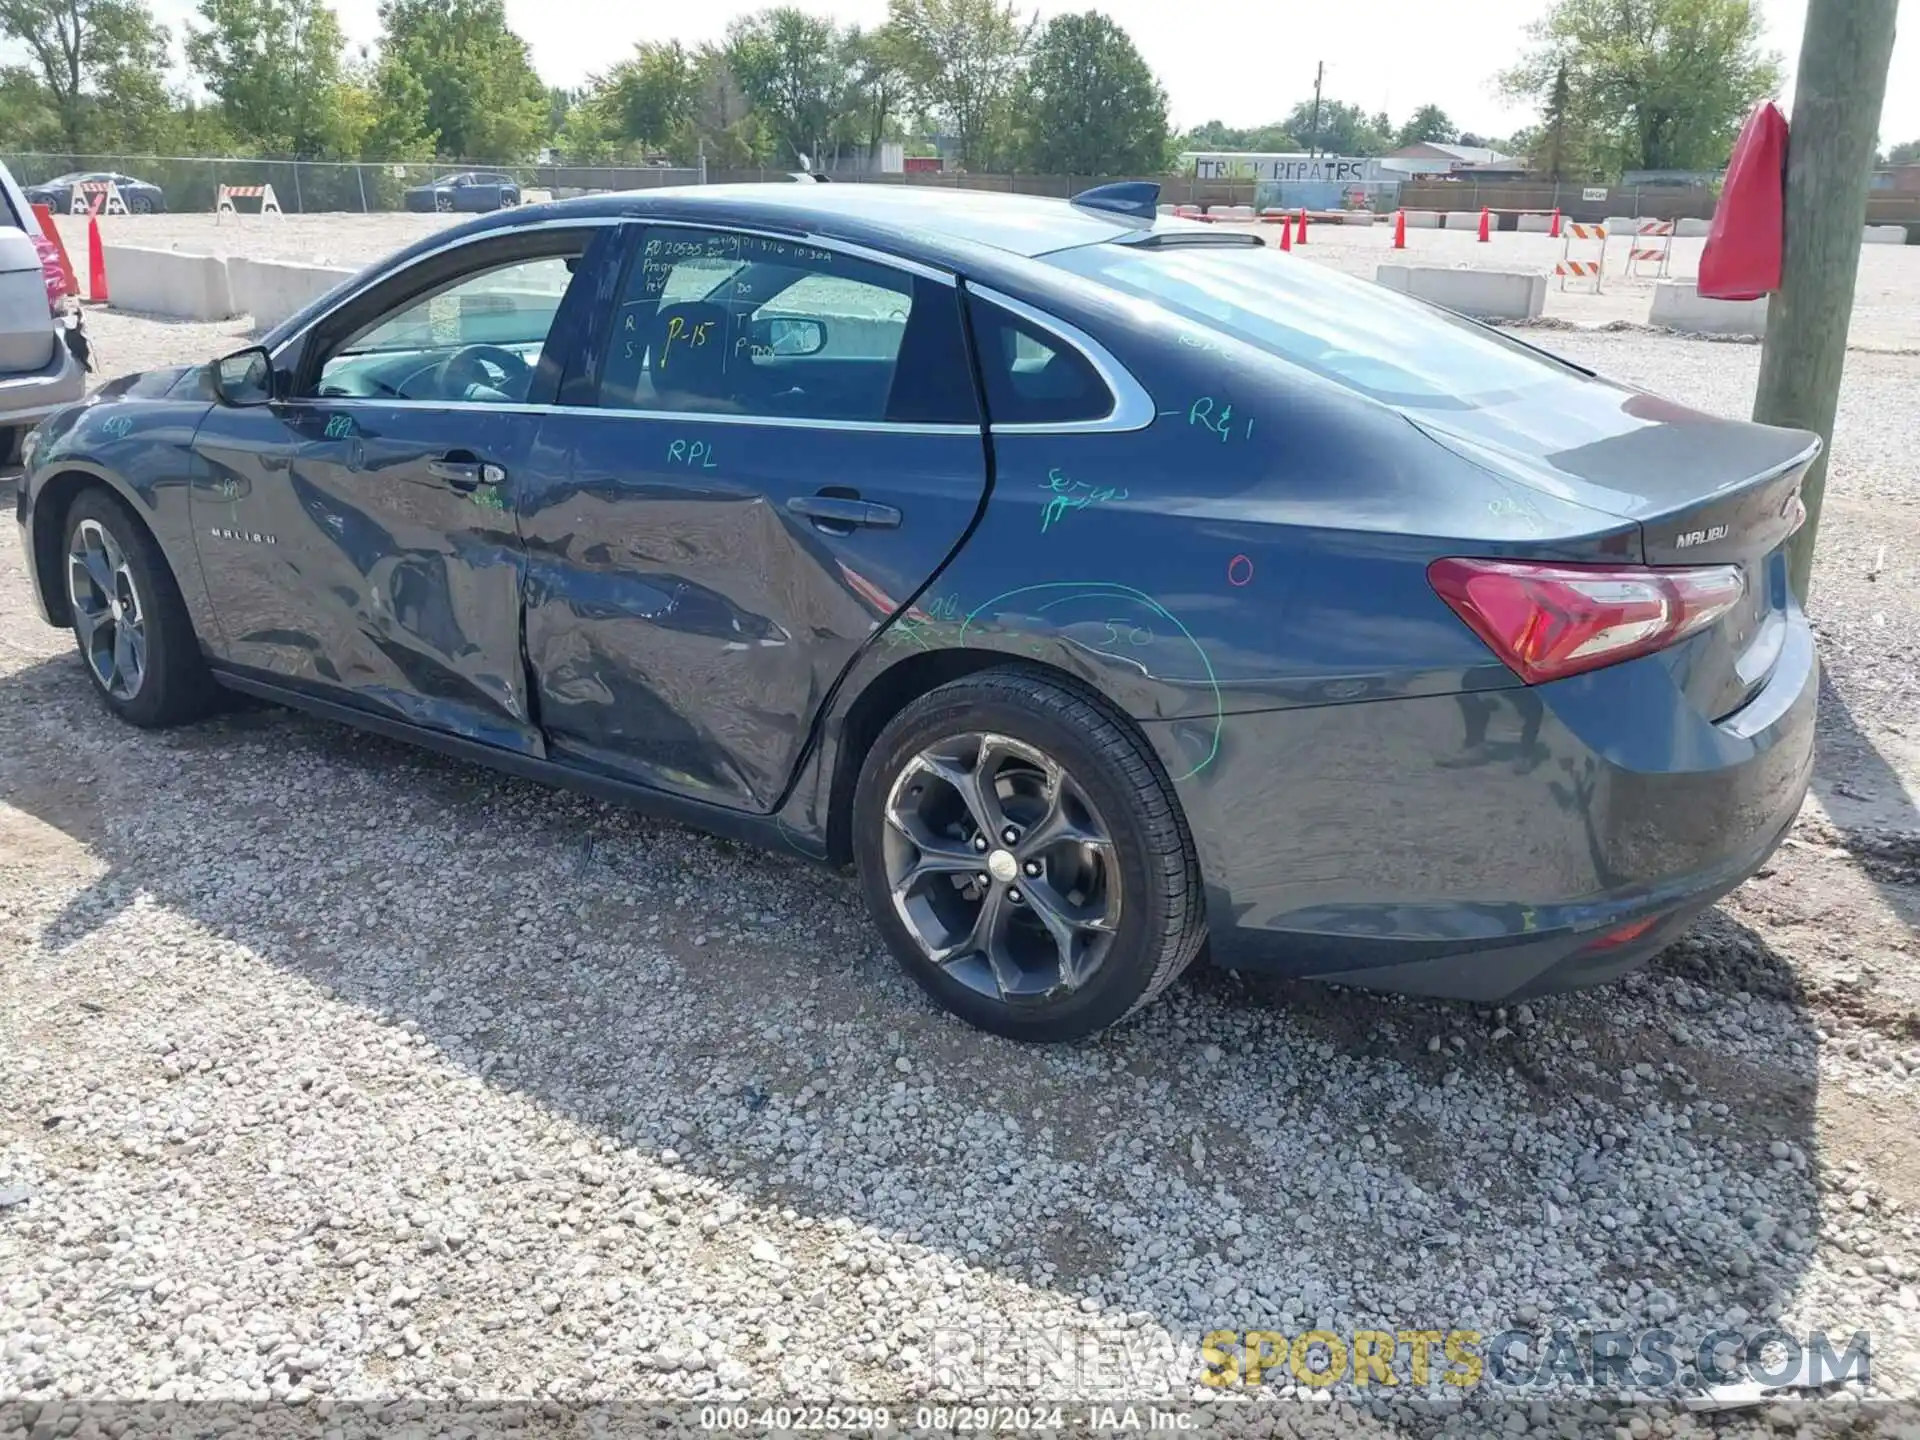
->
1700, 100, 1788, 300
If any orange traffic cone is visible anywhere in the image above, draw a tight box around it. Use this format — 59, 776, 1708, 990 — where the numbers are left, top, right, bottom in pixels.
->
1278, 217, 1292, 251
87, 216, 107, 303
1550, 207, 1562, 238
1296, 208, 1308, 244
1393, 209, 1407, 249
1478, 207, 1491, 242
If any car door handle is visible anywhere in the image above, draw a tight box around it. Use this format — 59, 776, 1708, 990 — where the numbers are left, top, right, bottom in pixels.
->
786, 495, 901, 530
429, 459, 482, 489
428, 455, 506, 491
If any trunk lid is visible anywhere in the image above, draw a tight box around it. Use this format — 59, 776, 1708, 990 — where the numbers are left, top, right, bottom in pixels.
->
1414, 381, 1818, 720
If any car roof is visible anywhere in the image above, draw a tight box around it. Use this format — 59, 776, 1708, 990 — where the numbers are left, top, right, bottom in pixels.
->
418, 183, 1213, 265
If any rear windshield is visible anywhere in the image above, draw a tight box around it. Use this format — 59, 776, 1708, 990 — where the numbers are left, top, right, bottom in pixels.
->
1046, 242, 1586, 411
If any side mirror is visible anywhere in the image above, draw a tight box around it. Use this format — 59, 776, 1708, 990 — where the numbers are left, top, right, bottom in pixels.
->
213, 346, 275, 406
750, 315, 827, 357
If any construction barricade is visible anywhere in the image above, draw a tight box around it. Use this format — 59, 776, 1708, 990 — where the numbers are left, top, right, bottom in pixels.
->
70, 180, 128, 217
216, 184, 284, 220
1626, 220, 1674, 278
1555, 222, 1607, 292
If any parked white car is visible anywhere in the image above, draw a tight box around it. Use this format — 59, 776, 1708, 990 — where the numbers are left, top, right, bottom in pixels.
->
0, 161, 85, 459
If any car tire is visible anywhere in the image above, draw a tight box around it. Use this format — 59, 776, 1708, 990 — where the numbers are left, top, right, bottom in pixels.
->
434, 193, 452, 213
853, 667, 1206, 1042
129, 196, 153, 215
63, 488, 217, 729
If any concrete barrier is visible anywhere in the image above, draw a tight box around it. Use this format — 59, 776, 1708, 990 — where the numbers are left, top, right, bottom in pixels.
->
1403, 211, 1442, 229
1649, 280, 1768, 337
1340, 210, 1374, 225
1675, 217, 1712, 237
1516, 213, 1555, 233
102, 245, 233, 321
1442, 211, 1482, 231
1375, 265, 1546, 321
1606, 216, 1637, 235
228, 256, 356, 331
1863, 224, 1909, 245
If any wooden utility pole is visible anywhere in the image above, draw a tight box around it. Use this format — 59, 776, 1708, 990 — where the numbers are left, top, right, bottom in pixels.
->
1308, 62, 1324, 157
1752, 0, 1900, 600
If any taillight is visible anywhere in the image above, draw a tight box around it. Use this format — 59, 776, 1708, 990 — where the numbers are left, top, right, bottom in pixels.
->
1427, 557, 1745, 684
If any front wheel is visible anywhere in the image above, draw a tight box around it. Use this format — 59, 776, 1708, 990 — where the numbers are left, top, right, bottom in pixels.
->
63, 489, 217, 728
853, 669, 1206, 1041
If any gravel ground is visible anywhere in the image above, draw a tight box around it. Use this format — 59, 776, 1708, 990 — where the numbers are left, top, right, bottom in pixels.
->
4, 266, 1920, 1440
50, 205, 1920, 347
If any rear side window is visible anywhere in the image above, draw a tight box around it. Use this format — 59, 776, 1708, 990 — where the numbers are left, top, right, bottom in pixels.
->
966, 296, 1112, 426
586, 226, 976, 426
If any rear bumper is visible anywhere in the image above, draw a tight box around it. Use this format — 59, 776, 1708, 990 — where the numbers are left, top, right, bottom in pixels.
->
1149, 610, 1818, 1002
0, 339, 83, 429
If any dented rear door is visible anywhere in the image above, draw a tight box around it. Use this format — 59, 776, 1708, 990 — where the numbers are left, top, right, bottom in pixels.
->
519, 220, 986, 813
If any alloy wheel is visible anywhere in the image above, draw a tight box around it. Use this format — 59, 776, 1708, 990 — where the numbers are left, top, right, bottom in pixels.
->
882, 732, 1121, 1004
66, 518, 146, 701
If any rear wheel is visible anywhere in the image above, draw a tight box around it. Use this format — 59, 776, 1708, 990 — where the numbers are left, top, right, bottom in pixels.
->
63, 488, 216, 728
853, 669, 1206, 1041
129, 195, 154, 215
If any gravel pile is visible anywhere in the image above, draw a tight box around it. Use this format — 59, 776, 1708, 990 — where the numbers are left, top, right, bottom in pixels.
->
3, 320, 1918, 1439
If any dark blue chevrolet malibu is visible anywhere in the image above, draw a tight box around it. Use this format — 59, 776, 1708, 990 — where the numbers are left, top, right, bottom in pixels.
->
12, 183, 1819, 1041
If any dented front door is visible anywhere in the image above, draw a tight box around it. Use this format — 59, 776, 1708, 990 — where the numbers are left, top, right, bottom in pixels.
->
191, 401, 544, 754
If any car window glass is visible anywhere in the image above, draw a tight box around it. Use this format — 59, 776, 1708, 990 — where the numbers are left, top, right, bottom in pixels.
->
312, 250, 579, 404
967, 297, 1112, 426
1047, 243, 1584, 411
588, 226, 933, 424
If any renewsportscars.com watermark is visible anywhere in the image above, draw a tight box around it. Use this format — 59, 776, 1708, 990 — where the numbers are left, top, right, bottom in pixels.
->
928, 1325, 1875, 1396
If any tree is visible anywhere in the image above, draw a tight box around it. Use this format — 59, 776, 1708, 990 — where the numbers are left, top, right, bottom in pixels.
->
188, 0, 359, 155
1281, 97, 1390, 155
359, 51, 434, 158
1178, 119, 1298, 153
0, 0, 172, 153
1501, 0, 1781, 176
1889, 139, 1920, 165
1394, 104, 1457, 148
378, 0, 546, 161
726, 8, 841, 166
597, 40, 698, 154
888, 0, 1030, 170
1537, 62, 1574, 178
669, 43, 772, 168
840, 25, 909, 161
1018, 12, 1167, 175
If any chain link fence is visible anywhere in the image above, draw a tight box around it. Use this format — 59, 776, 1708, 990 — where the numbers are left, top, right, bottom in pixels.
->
0, 153, 703, 214
14, 153, 1903, 228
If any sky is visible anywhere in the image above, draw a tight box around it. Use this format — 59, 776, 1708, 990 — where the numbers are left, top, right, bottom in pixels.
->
136, 0, 1920, 152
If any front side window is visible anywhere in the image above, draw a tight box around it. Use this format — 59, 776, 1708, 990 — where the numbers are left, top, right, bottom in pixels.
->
588, 225, 975, 425
312, 249, 579, 404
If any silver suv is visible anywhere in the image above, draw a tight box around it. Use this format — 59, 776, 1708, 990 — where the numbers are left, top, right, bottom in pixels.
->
0, 161, 84, 459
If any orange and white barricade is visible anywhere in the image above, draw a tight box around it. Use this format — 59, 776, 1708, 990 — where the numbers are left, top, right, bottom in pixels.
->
1626, 220, 1674, 278
216, 183, 284, 220
70, 180, 128, 216
1555, 222, 1606, 292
